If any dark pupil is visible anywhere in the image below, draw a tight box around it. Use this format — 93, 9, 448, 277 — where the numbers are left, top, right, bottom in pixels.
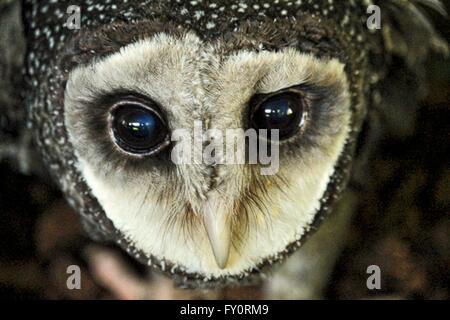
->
252, 93, 304, 139
113, 105, 167, 153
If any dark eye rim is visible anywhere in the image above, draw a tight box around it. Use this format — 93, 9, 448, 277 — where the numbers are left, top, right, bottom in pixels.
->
248, 86, 310, 142
108, 96, 171, 157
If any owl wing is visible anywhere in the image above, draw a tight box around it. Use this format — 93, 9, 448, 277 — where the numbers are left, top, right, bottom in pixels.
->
380, 0, 448, 66
0, 0, 38, 174
371, 0, 448, 138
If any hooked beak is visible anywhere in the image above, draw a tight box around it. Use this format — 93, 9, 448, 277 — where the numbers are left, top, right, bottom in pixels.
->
202, 192, 232, 269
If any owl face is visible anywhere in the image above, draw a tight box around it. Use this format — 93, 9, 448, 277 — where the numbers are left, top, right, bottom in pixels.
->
64, 33, 352, 279
25, 0, 369, 284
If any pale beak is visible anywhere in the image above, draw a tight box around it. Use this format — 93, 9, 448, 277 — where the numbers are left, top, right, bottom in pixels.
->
202, 192, 232, 269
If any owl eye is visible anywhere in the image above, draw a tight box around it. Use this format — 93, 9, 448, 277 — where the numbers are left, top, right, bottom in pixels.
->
110, 99, 170, 156
250, 91, 307, 140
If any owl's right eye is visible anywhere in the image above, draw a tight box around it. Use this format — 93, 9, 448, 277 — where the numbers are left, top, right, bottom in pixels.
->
110, 99, 170, 156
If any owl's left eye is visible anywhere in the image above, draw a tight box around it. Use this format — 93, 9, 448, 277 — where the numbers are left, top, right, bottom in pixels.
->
110, 99, 170, 156
250, 89, 307, 140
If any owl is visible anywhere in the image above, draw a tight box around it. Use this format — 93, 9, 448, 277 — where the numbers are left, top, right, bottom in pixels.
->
0, 0, 446, 299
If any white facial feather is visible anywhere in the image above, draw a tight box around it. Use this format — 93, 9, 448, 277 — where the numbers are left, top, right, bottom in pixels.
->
65, 33, 351, 278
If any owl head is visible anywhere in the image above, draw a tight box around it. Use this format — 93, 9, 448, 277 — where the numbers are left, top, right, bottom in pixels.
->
23, 0, 446, 286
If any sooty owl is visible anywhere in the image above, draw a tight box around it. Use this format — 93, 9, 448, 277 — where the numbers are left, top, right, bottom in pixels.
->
0, 0, 446, 298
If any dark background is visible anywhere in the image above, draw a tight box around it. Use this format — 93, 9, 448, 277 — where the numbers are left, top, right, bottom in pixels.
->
0, 3, 449, 299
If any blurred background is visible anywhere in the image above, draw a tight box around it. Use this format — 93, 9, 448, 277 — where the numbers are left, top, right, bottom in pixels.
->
0, 3, 449, 299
